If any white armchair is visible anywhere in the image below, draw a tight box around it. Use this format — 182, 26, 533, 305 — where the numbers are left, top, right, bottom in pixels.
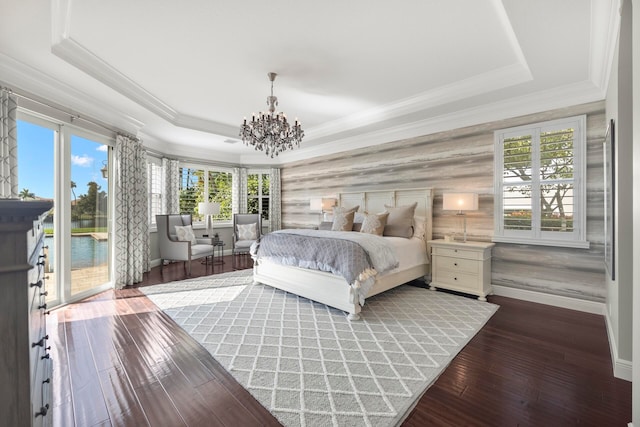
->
157, 214, 214, 276
232, 213, 261, 269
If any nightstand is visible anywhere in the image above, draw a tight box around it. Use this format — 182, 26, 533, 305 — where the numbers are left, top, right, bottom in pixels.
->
428, 239, 495, 301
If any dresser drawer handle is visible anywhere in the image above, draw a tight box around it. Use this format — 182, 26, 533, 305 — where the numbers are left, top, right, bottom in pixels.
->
40, 291, 48, 297
454, 277, 458, 281
38, 303, 47, 310
31, 335, 49, 348
30, 280, 43, 288
41, 353, 50, 360
35, 404, 49, 417
43, 378, 51, 384
454, 262, 458, 266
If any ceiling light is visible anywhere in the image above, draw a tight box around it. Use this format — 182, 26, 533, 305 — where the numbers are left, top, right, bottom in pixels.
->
239, 72, 304, 158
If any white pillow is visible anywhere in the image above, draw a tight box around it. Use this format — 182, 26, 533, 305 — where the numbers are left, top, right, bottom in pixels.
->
237, 223, 257, 240
413, 215, 427, 240
175, 225, 197, 245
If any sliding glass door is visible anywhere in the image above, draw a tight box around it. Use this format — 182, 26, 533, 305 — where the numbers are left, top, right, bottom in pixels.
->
17, 113, 113, 306
69, 134, 110, 297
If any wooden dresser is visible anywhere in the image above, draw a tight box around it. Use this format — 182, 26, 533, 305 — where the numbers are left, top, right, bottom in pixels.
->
428, 239, 495, 301
0, 200, 53, 427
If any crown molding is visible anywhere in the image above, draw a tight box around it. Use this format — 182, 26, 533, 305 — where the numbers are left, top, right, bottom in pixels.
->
265, 80, 604, 165
305, 61, 532, 141
0, 52, 144, 134
589, 0, 622, 96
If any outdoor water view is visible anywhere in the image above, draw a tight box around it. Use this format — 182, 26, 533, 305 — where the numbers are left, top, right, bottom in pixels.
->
17, 119, 110, 303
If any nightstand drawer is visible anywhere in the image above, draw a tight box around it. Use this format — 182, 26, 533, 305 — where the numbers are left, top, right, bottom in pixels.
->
433, 256, 478, 274
433, 269, 480, 291
432, 246, 484, 260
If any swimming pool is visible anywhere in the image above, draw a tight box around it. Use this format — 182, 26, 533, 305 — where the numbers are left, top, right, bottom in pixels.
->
44, 235, 108, 269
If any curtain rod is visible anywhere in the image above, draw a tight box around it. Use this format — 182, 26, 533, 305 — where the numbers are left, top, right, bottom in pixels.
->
1, 85, 138, 141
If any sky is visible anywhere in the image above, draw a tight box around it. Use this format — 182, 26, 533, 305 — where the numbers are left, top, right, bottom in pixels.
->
17, 120, 109, 200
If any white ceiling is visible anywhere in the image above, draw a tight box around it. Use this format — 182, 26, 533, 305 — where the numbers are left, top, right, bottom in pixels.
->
0, 0, 619, 165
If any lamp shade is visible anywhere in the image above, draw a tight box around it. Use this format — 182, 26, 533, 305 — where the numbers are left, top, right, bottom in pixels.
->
443, 193, 478, 211
310, 198, 336, 213
198, 202, 220, 216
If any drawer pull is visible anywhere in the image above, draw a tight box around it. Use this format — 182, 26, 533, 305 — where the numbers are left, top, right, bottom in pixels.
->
37, 261, 45, 267
38, 303, 47, 310
35, 404, 49, 417
41, 353, 50, 360
43, 378, 51, 384
454, 277, 458, 281
39, 254, 47, 260
30, 280, 43, 288
40, 291, 48, 297
31, 335, 49, 348
454, 249, 458, 252
454, 262, 458, 266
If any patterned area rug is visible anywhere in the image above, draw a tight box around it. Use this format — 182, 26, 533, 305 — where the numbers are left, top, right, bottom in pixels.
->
142, 270, 498, 427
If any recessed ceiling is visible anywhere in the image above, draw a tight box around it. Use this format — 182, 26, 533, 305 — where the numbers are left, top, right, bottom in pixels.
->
0, 0, 619, 164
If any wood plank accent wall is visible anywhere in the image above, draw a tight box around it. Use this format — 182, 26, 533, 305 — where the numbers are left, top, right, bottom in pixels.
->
281, 101, 607, 302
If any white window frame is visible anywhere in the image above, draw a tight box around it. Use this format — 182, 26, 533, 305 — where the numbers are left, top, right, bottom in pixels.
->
493, 115, 589, 248
147, 156, 163, 229
179, 163, 234, 225
247, 170, 271, 225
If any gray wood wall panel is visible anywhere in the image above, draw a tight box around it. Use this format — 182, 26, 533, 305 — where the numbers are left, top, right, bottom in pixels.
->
281, 101, 606, 301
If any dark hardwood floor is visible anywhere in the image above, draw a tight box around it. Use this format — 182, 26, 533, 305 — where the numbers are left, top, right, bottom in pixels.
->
49, 257, 632, 426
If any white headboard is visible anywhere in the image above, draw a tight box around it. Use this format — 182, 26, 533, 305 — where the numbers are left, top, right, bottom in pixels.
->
338, 188, 434, 243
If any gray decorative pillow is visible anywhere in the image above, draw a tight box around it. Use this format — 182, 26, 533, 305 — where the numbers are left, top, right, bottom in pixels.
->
237, 223, 257, 240
360, 212, 389, 236
175, 225, 197, 245
332, 210, 355, 231
383, 202, 417, 238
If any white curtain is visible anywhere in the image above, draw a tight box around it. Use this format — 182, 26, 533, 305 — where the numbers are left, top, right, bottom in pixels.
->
269, 167, 282, 231
162, 157, 180, 213
233, 167, 248, 214
0, 89, 18, 198
114, 135, 149, 288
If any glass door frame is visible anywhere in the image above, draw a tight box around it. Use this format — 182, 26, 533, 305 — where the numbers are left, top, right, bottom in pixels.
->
17, 110, 115, 307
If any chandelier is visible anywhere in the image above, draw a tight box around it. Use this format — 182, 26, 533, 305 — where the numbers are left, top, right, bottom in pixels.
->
239, 72, 304, 158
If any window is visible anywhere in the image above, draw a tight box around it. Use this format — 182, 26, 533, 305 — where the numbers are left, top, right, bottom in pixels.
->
179, 165, 233, 222
208, 170, 233, 221
248, 172, 270, 221
493, 115, 588, 248
147, 158, 163, 226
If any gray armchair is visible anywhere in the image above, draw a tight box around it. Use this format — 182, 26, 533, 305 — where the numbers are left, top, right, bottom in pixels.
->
232, 213, 262, 269
156, 214, 214, 276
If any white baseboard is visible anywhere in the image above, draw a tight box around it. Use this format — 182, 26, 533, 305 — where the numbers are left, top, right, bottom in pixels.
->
604, 309, 633, 381
491, 285, 606, 315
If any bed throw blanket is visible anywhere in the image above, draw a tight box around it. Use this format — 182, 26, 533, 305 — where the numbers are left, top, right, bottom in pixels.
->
251, 229, 399, 305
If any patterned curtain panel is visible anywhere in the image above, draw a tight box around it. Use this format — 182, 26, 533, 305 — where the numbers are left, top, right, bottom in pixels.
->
269, 167, 282, 232
114, 135, 150, 288
162, 157, 180, 213
233, 167, 248, 214
0, 89, 18, 199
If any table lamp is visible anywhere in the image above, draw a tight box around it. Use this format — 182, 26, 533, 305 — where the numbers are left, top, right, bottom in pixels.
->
198, 201, 220, 237
442, 193, 478, 243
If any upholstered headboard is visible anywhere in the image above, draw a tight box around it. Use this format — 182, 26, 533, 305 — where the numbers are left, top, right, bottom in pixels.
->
338, 188, 434, 244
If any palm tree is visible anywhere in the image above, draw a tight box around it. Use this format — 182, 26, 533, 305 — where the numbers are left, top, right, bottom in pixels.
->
19, 188, 35, 200
71, 181, 77, 204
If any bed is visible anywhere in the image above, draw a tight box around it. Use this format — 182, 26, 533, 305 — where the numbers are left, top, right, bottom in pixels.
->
252, 188, 434, 320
